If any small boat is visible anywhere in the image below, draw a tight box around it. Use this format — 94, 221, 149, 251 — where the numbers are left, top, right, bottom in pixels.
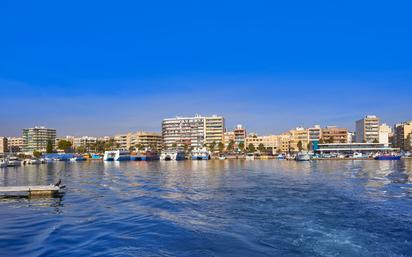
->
277, 154, 285, 160
160, 150, 185, 161
0, 159, 8, 168
7, 157, 22, 167
296, 153, 310, 161
246, 153, 255, 160
218, 155, 226, 160
191, 148, 211, 160
104, 150, 130, 161
70, 155, 87, 162
28, 159, 41, 165
374, 155, 402, 161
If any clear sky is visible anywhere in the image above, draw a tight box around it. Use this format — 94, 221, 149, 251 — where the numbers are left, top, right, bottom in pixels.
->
1, 0, 411, 137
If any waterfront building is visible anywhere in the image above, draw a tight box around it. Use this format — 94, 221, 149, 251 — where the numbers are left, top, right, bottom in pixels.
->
0, 137, 8, 154
316, 142, 399, 155
378, 124, 392, 146
22, 126, 57, 153
245, 134, 279, 154
356, 115, 380, 143
234, 124, 247, 145
279, 134, 293, 153
288, 127, 309, 152
308, 125, 322, 142
393, 121, 412, 151
7, 137, 24, 152
162, 115, 224, 149
115, 132, 162, 151
73, 136, 97, 148
348, 132, 355, 143
321, 126, 349, 143
223, 131, 235, 147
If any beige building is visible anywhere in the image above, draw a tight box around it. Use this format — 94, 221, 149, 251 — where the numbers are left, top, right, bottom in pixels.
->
393, 121, 412, 151
321, 126, 349, 143
279, 134, 293, 153
378, 124, 392, 146
115, 132, 162, 151
356, 115, 380, 143
223, 131, 235, 147
7, 137, 23, 152
288, 127, 309, 152
245, 134, 279, 154
0, 137, 8, 154
308, 125, 322, 142
205, 116, 225, 146
234, 124, 247, 145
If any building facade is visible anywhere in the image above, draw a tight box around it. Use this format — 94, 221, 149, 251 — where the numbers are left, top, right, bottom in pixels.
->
245, 134, 279, 154
321, 126, 349, 143
233, 124, 247, 145
393, 121, 412, 151
378, 124, 392, 146
7, 137, 23, 152
356, 115, 380, 143
22, 126, 57, 153
308, 125, 322, 142
162, 115, 224, 149
115, 132, 162, 151
0, 137, 8, 154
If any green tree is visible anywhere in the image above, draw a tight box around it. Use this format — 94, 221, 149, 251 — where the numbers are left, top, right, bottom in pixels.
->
46, 140, 54, 153
247, 143, 256, 153
218, 142, 225, 153
226, 140, 235, 152
57, 140, 73, 153
33, 150, 42, 158
172, 143, 177, 148
238, 142, 245, 152
257, 143, 266, 153
297, 141, 303, 152
76, 146, 87, 154
208, 141, 216, 152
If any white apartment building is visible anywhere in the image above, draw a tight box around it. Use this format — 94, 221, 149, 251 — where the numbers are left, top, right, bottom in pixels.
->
162, 115, 225, 149
356, 115, 380, 143
378, 124, 392, 146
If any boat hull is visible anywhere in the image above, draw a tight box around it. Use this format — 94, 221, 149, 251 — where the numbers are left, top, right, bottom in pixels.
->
374, 156, 401, 161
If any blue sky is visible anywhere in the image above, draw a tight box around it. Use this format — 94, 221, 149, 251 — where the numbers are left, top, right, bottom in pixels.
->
1, 0, 411, 136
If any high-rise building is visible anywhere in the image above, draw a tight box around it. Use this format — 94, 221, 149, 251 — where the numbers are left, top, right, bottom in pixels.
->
22, 126, 57, 153
378, 124, 392, 146
162, 115, 224, 149
356, 115, 380, 143
321, 126, 349, 143
233, 124, 247, 145
0, 137, 8, 154
393, 121, 412, 151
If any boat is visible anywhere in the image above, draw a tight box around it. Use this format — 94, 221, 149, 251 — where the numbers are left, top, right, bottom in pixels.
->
104, 150, 131, 161
296, 153, 310, 161
277, 154, 285, 160
246, 153, 255, 160
28, 159, 41, 165
160, 150, 185, 161
70, 155, 87, 162
135, 150, 160, 161
191, 148, 210, 160
218, 154, 226, 160
0, 159, 8, 168
352, 152, 364, 159
374, 155, 402, 161
7, 157, 22, 167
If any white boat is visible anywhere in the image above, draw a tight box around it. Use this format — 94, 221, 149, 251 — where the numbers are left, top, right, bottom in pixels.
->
352, 152, 364, 159
160, 150, 185, 161
70, 155, 87, 162
296, 153, 310, 161
246, 153, 255, 160
28, 159, 41, 165
218, 155, 226, 160
191, 148, 210, 160
7, 157, 22, 167
0, 159, 8, 168
104, 150, 130, 161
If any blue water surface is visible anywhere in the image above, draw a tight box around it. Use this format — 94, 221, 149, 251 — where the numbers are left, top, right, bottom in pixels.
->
0, 160, 412, 257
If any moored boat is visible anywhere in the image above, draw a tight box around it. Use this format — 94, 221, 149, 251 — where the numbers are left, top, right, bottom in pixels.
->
104, 150, 130, 161
296, 153, 310, 161
374, 155, 401, 161
160, 150, 185, 161
191, 148, 210, 160
7, 157, 22, 167
0, 159, 8, 168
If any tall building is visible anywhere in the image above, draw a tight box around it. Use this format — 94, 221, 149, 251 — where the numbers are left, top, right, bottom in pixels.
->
321, 126, 349, 143
286, 127, 309, 152
22, 126, 57, 153
378, 124, 392, 146
356, 115, 380, 143
233, 124, 247, 145
0, 137, 8, 154
7, 137, 23, 152
162, 115, 224, 149
393, 121, 412, 151
308, 125, 322, 142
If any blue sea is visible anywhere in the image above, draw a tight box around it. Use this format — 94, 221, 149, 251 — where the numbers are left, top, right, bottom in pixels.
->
1, 160, 412, 257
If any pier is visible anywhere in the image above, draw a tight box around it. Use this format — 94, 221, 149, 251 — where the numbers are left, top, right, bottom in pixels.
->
0, 181, 64, 197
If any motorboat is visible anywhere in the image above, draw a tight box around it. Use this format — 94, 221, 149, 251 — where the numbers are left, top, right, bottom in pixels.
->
104, 150, 130, 161
160, 150, 185, 161
295, 153, 310, 161
246, 153, 255, 160
7, 157, 22, 167
191, 148, 211, 160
